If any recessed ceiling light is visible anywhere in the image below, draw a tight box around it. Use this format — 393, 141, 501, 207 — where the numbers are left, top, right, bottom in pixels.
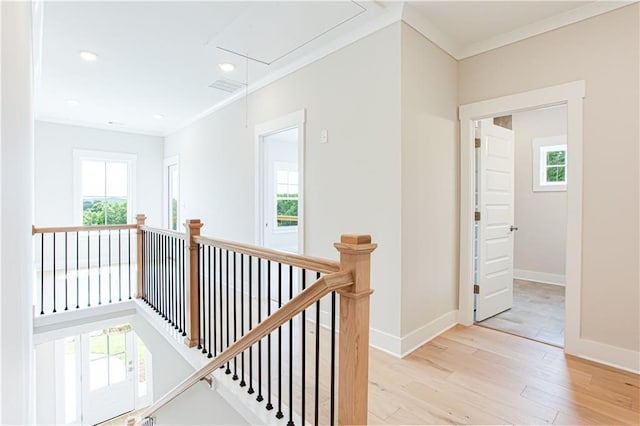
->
108, 121, 125, 126
218, 63, 235, 72
65, 99, 79, 106
152, 114, 164, 120
79, 50, 98, 61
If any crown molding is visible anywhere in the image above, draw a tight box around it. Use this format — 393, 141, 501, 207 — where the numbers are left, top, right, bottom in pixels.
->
402, 1, 634, 60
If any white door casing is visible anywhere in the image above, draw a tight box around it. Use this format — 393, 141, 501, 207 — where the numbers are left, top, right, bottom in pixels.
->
476, 119, 515, 321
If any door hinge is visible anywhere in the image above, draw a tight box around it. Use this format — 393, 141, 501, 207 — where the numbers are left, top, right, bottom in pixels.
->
474, 211, 481, 221
475, 138, 481, 148
474, 284, 480, 294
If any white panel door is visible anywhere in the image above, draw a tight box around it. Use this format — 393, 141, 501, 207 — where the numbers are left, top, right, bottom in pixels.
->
81, 328, 135, 425
476, 119, 516, 321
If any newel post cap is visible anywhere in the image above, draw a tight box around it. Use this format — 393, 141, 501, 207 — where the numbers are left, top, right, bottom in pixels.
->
135, 214, 147, 224
334, 234, 377, 254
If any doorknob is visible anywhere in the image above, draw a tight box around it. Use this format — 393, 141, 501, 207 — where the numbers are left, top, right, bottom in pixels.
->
509, 226, 519, 232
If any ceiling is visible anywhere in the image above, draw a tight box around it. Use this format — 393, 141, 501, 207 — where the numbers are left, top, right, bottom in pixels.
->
34, 1, 632, 136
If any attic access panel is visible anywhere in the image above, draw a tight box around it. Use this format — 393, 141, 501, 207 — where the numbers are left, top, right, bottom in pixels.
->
211, 1, 365, 65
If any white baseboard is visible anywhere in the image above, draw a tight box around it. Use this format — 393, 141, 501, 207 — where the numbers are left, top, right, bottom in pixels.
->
369, 327, 402, 357
369, 310, 459, 358
566, 337, 640, 374
514, 269, 565, 286
400, 310, 458, 357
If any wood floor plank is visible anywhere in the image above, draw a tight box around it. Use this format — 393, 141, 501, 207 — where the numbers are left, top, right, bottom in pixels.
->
365, 325, 639, 425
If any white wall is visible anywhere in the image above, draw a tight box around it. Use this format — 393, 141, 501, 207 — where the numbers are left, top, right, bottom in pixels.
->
34, 121, 164, 227
1, 2, 35, 423
459, 4, 639, 354
512, 106, 567, 284
165, 23, 403, 346
399, 23, 459, 354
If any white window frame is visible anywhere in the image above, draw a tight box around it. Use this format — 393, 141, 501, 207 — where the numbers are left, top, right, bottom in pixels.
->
532, 135, 567, 192
73, 150, 137, 226
163, 156, 180, 231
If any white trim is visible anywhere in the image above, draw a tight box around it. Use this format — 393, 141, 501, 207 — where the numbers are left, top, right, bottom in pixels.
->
72, 149, 137, 226
369, 310, 459, 358
459, 81, 586, 356
400, 310, 458, 357
402, 2, 633, 60
369, 328, 402, 358
37, 117, 164, 137
254, 110, 306, 253
514, 269, 565, 287
570, 338, 640, 374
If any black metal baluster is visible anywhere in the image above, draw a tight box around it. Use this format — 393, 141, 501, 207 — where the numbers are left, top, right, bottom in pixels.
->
225, 250, 231, 374
256, 258, 263, 402
276, 263, 283, 419
174, 238, 178, 329
248, 255, 254, 394
212, 246, 217, 356
128, 229, 132, 299
52, 232, 57, 313
118, 229, 122, 302
163, 235, 167, 319
330, 291, 336, 426
266, 260, 273, 411
181, 237, 187, 336
98, 231, 102, 305
207, 246, 212, 358
64, 232, 68, 311
287, 265, 294, 426
301, 269, 307, 425
87, 232, 91, 308
152, 233, 156, 310
108, 230, 112, 303
314, 272, 321, 426
76, 232, 80, 309
233, 251, 238, 380
40, 234, 44, 315
240, 253, 246, 387
197, 243, 202, 350
199, 243, 205, 354
218, 247, 223, 356
170, 236, 175, 327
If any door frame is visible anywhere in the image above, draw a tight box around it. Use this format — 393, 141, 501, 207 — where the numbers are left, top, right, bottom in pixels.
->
254, 109, 306, 252
458, 81, 584, 355
163, 156, 180, 231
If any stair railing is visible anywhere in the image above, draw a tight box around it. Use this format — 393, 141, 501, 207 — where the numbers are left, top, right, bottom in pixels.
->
132, 224, 376, 426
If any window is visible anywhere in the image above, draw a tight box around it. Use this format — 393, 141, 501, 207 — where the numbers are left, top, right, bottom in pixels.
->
164, 158, 179, 231
275, 167, 298, 228
532, 136, 567, 192
74, 151, 136, 225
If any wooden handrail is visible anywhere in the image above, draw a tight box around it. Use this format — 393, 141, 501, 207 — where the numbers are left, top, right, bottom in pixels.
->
32, 223, 137, 234
133, 270, 354, 425
140, 225, 187, 240
194, 235, 340, 274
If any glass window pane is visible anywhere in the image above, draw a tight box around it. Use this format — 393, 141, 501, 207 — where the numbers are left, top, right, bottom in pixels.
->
277, 199, 298, 227
108, 333, 127, 385
89, 333, 107, 357
547, 150, 565, 166
276, 170, 287, 184
547, 166, 564, 182
105, 200, 127, 225
64, 338, 77, 423
90, 358, 109, 390
82, 161, 105, 197
83, 198, 106, 225
105, 162, 128, 197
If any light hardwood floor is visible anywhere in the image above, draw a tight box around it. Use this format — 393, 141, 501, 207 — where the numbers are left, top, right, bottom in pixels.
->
368, 325, 639, 425
477, 279, 565, 347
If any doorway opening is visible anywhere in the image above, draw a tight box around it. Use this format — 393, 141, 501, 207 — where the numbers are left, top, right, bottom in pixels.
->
473, 106, 568, 347
255, 110, 305, 255
458, 81, 585, 356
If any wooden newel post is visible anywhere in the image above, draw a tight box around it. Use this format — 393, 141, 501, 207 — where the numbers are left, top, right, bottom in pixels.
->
136, 214, 146, 299
334, 234, 377, 425
184, 219, 203, 347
